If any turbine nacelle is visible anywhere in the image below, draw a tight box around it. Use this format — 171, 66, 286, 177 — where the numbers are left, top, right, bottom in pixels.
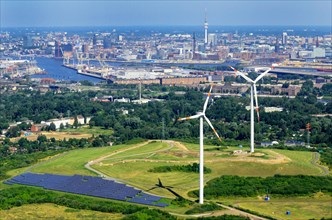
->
229, 65, 273, 123
177, 85, 222, 142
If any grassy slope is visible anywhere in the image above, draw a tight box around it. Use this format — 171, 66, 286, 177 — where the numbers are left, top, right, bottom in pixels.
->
27, 144, 128, 176
65, 126, 113, 135
4, 140, 330, 218
0, 203, 123, 220
222, 194, 332, 220
10, 126, 112, 142
92, 141, 324, 199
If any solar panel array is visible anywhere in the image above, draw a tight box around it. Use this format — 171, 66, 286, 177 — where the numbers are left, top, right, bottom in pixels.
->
4, 172, 168, 207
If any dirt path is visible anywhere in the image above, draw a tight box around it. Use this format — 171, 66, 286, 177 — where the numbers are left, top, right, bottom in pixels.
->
311, 152, 330, 175
84, 140, 271, 219
88, 140, 152, 165
170, 203, 268, 220
171, 141, 190, 152
216, 203, 268, 220
84, 140, 152, 180
218, 149, 292, 164
103, 153, 291, 167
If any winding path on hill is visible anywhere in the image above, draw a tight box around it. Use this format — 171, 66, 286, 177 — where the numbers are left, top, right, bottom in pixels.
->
84, 140, 153, 181
100, 147, 291, 167
169, 203, 268, 220
311, 152, 330, 175
84, 140, 271, 220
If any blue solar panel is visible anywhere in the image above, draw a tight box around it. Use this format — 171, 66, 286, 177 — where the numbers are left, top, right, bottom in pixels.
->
4, 172, 168, 207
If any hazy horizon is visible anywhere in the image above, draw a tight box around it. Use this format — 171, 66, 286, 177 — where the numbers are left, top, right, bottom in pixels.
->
1, 1, 331, 28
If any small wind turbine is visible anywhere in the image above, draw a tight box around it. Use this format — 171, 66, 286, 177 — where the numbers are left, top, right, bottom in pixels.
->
229, 66, 274, 153
178, 85, 222, 204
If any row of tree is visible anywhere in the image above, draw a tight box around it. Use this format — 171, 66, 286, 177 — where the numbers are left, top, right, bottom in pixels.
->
190, 175, 332, 198
148, 163, 212, 174
0, 186, 175, 219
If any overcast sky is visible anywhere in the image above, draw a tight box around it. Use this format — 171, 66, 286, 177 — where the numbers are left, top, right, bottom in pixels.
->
1, 0, 331, 27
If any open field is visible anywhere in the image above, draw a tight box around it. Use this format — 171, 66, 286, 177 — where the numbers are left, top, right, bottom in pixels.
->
5, 140, 330, 218
22, 140, 327, 197
65, 126, 113, 136
28, 145, 131, 176
90, 141, 326, 199
11, 131, 92, 142
10, 126, 112, 142
0, 203, 124, 220
221, 193, 332, 220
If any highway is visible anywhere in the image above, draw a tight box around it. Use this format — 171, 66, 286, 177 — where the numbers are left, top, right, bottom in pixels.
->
270, 68, 332, 77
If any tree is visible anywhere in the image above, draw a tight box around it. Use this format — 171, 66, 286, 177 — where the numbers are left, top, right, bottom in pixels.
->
0, 122, 9, 130
49, 122, 56, 131
5, 126, 21, 138
59, 123, 65, 130
73, 116, 79, 129
37, 135, 47, 143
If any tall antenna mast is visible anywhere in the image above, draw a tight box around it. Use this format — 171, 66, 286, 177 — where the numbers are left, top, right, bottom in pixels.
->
162, 117, 165, 140
306, 123, 311, 147
139, 78, 142, 103
204, 8, 208, 45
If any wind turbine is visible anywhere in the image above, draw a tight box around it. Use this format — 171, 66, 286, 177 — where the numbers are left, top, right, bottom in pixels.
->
229, 66, 273, 153
178, 85, 222, 204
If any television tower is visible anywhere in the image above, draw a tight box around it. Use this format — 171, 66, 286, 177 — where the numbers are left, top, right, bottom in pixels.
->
204, 9, 208, 45
192, 32, 196, 60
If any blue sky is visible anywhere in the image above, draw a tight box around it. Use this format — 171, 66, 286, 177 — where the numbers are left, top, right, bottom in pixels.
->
1, 1, 331, 27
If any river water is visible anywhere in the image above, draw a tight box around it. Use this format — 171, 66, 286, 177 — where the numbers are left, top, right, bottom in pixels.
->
31, 57, 104, 83
31, 57, 239, 83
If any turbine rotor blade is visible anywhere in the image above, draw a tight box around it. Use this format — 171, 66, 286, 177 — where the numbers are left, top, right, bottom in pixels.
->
229, 65, 254, 83
204, 115, 222, 142
236, 71, 254, 83
228, 65, 236, 71
228, 66, 238, 78
253, 84, 260, 122
203, 85, 213, 113
254, 68, 271, 83
178, 114, 201, 121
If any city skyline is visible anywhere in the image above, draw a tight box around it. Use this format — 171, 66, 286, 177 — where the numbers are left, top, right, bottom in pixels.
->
1, 0, 331, 28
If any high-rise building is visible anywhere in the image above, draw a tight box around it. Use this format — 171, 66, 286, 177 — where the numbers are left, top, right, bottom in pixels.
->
282, 32, 288, 45
103, 37, 112, 49
193, 32, 196, 52
208, 33, 217, 47
54, 41, 63, 58
23, 34, 34, 48
315, 36, 319, 47
82, 44, 90, 53
227, 33, 233, 42
93, 34, 98, 46
204, 10, 208, 45
275, 37, 280, 53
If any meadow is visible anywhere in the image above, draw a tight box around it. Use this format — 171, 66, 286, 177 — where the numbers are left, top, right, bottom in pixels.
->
221, 194, 332, 220
10, 126, 112, 142
90, 141, 325, 198
3, 140, 331, 218
0, 203, 124, 220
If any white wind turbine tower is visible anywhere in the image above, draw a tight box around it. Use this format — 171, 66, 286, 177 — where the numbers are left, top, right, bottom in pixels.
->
178, 85, 222, 204
229, 66, 273, 153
